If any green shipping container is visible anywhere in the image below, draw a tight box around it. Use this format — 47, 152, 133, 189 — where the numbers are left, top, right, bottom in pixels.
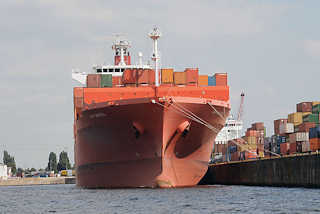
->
312, 104, 320, 114
303, 113, 319, 123
101, 74, 113, 87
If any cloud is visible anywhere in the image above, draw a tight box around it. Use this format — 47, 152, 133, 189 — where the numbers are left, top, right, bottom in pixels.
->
304, 40, 320, 58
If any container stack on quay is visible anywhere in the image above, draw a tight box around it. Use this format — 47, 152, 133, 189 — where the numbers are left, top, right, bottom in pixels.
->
271, 102, 320, 156
86, 68, 226, 88
225, 122, 266, 162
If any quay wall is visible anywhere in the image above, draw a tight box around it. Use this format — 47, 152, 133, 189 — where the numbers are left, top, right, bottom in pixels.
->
200, 153, 320, 188
0, 177, 76, 186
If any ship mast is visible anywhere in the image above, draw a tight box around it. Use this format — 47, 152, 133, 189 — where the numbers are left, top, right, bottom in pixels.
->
149, 27, 161, 86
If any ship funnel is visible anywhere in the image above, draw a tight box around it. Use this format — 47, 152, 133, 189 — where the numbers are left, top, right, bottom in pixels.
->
149, 27, 161, 86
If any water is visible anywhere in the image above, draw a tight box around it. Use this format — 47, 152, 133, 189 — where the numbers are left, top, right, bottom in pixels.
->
0, 184, 319, 214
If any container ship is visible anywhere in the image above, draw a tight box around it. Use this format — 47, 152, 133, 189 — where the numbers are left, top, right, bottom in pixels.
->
72, 28, 230, 188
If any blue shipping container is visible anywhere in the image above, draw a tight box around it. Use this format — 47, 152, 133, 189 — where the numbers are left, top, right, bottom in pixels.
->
208, 76, 216, 86
309, 126, 320, 139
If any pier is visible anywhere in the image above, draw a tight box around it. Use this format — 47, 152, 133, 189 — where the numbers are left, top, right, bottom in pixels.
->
200, 153, 320, 188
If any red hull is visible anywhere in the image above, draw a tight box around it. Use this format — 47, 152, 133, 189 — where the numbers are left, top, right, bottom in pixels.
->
75, 97, 229, 188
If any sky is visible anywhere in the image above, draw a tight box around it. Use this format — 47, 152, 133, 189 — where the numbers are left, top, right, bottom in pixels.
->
0, 0, 319, 169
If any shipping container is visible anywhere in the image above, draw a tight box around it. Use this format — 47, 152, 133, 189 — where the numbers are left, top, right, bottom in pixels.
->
289, 142, 297, 154
298, 122, 316, 132
198, 75, 208, 86
289, 132, 309, 143
101, 74, 113, 87
303, 113, 319, 123
312, 101, 320, 106
185, 68, 199, 84
208, 76, 216, 86
245, 130, 258, 137
296, 142, 302, 153
288, 112, 303, 126
242, 136, 257, 144
301, 141, 310, 152
279, 123, 294, 134
274, 119, 287, 135
214, 73, 227, 86
312, 104, 320, 114
310, 138, 320, 151
161, 68, 174, 84
252, 122, 264, 131
277, 136, 287, 144
309, 126, 320, 139
112, 76, 123, 86
86, 74, 101, 88
296, 102, 312, 112
173, 72, 186, 85
122, 69, 137, 84
280, 143, 290, 155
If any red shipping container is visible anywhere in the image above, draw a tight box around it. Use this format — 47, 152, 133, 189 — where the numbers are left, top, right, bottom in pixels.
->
252, 122, 264, 131
185, 68, 199, 84
274, 119, 287, 135
298, 122, 316, 132
122, 69, 137, 84
290, 142, 297, 154
214, 73, 228, 86
86, 74, 101, 88
310, 138, 320, 151
136, 69, 155, 85
246, 130, 258, 137
280, 143, 290, 155
296, 102, 312, 112
112, 76, 122, 86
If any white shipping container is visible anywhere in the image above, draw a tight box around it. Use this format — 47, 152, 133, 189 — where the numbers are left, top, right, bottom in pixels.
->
302, 141, 310, 152
290, 132, 309, 142
279, 123, 294, 134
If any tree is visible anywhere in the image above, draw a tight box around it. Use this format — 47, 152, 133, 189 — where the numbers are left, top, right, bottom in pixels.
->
47, 152, 58, 173
57, 151, 71, 171
3, 150, 16, 175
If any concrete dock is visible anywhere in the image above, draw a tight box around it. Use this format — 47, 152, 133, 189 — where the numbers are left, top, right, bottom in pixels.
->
0, 177, 76, 186
200, 152, 320, 188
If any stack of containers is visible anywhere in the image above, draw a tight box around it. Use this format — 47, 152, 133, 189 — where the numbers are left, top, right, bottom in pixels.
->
227, 139, 241, 162
309, 126, 320, 151
86, 74, 113, 88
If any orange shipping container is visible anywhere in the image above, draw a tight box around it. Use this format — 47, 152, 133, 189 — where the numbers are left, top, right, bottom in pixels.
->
310, 138, 320, 151
174, 72, 186, 85
280, 143, 290, 155
137, 69, 155, 85
198, 75, 208, 86
122, 69, 137, 84
214, 73, 228, 86
161, 68, 174, 84
87, 74, 101, 88
112, 76, 122, 86
185, 68, 199, 84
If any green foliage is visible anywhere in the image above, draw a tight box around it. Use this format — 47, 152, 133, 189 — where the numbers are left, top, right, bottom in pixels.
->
3, 150, 16, 175
47, 152, 58, 173
57, 151, 71, 171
